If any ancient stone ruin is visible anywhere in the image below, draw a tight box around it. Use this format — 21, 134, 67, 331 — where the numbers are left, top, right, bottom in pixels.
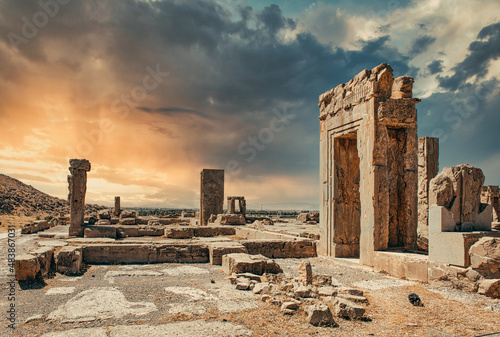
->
318, 63, 419, 265
481, 185, 500, 223
227, 196, 246, 216
417, 137, 439, 251
68, 159, 91, 237
200, 169, 224, 226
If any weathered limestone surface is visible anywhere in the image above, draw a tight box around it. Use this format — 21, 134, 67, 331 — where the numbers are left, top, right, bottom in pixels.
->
56, 246, 83, 275
429, 164, 488, 229
213, 214, 246, 226
84, 226, 117, 239
208, 241, 248, 265
200, 169, 224, 226
222, 253, 283, 275
334, 298, 366, 319
481, 186, 500, 222
241, 239, 316, 258
164, 226, 194, 239
32, 246, 55, 277
68, 159, 91, 237
83, 243, 208, 264
193, 226, 236, 237
114, 196, 121, 216
417, 137, 439, 251
21, 220, 52, 234
297, 212, 320, 223
305, 304, 336, 326
15, 254, 40, 281
469, 237, 500, 278
318, 63, 418, 265
298, 260, 312, 285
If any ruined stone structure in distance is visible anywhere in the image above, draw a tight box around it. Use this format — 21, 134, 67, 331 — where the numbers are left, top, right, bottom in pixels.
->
200, 169, 224, 226
318, 63, 419, 266
68, 159, 91, 237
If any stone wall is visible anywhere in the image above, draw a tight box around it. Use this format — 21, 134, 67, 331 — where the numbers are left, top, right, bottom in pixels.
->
417, 137, 439, 251
318, 63, 419, 266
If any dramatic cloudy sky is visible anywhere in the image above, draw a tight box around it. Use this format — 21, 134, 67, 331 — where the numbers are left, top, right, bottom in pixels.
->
1, 0, 499, 209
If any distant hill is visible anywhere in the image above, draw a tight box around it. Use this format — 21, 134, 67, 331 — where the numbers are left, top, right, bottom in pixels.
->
0, 173, 105, 216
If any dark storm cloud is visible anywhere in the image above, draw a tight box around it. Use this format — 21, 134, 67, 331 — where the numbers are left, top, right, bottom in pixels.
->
0, 0, 416, 179
409, 35, 436, 55
438, 21, 500, 91
427, 60, 444, 75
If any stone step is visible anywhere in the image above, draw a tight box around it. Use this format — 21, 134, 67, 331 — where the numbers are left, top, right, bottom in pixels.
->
82, 243, 208, 264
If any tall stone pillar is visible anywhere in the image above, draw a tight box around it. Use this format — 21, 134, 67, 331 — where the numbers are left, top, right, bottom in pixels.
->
417, 137, 439, 251
239, 198, 246, 216
68, 159, 91, 237
114, 196, 121, 216
200, 169, 224, 226
228, 197, 236, 214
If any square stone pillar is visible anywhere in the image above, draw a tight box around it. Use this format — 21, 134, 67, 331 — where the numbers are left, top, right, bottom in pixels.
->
68, 159, 91, 237
114, 196, 121, 216
417, 137, 439, 251
200, 169, 224, 226
228, 197, 236, 214
318, 63, 419, 266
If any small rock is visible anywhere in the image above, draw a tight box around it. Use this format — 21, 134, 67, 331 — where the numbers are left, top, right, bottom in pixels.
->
338, 287, 363, 296
477, 279, 500, 298
261, 294, 271, 302
281, 301, 299, 311
408, 293, 423, 306
294, 285, 311, 298
318, 286, 337, 297
337, 294, 368, 303
305, 304, 336, 327
253, 282, 271, 294
334, 298, 366, 319
298, 260, 313, 285
313, 274, 332, 286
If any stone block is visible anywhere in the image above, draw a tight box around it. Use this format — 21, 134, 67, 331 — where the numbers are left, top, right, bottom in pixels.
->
56, 246, 83, 275
193, 226, 236, 237
337, 294, 368, 303
15, 254, 41, 281
98, 209, 111, 219
213, 214, 246, 226
241, 239, 316, 258
164, 226, 194, 239
305, 304, 336, 326
222, 253, 283, 275
31, 246, 55, 277
120, 210, 137, 219
120, 217, 136, 225
84, 226, 117, 239
469, 237, 500, 278
208, 241, 248, 265
334, 298, 365, 319
298, 260, 312, 285
96, 219, 111, 226
477, 279, 500, 298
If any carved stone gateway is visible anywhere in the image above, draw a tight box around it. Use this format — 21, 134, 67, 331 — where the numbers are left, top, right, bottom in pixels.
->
227, 196, 246, 216
68, 159, 91, 237
200, 169, 224, 226
318, 63, 419, 266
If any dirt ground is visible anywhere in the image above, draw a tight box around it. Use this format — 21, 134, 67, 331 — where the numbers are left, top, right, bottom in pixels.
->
0, 215, 46, 232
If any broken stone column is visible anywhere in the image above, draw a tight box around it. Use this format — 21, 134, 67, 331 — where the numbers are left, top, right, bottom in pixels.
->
417, 137, 439, 251
239, 197, 247, 215
68, 159, 91, 237
428, 164, 495, 267
318, 63, 419, 266
481, 186, 500, 222
114, 196, 121, 216
228, 197, 236, 214
200, 169, 224, 226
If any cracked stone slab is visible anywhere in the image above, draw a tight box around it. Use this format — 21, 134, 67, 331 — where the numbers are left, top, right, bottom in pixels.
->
47, 287, 157, 322
46, 287, 76, 295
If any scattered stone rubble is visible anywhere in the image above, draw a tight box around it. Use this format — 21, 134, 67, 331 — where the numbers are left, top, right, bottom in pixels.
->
297, 212, 319, 224
226, 257, 368, 327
